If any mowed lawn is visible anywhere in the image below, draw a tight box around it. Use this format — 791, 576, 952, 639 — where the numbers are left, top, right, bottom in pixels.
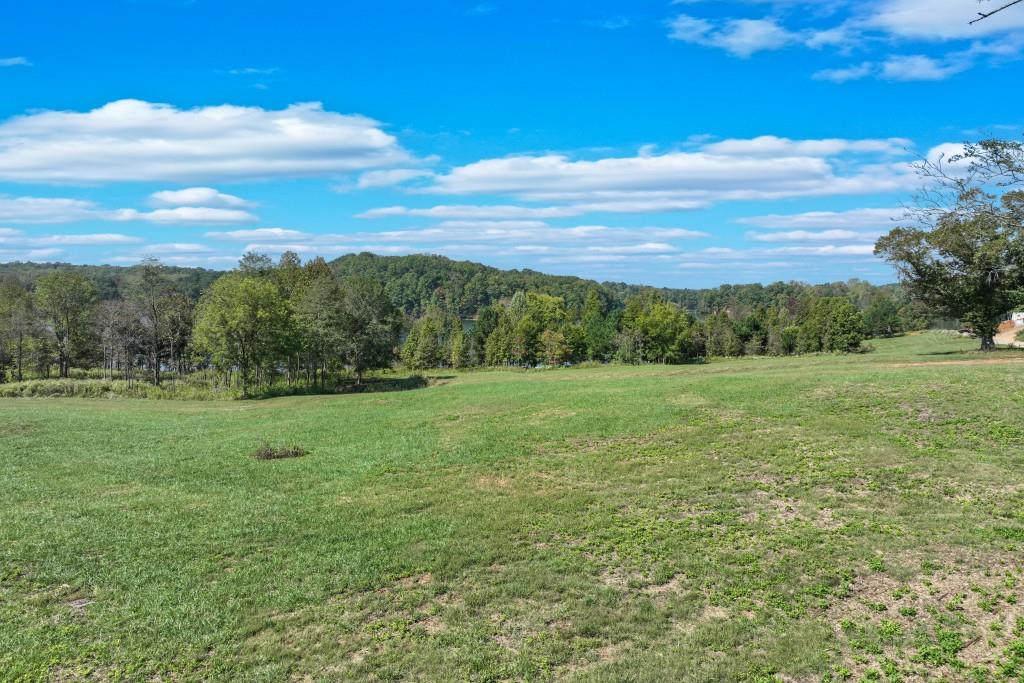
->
3, 334, 1024, 683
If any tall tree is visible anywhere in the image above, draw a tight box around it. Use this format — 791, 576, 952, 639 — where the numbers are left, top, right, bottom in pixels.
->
0, 278, 39, 382
337, 276, 402, 384
132, 258, 176, 385
34, 271, 98, 377
192, 272, 296, 395
876, 140, 1024, 350
294, 274, 345, 386
863, 296, 904, 338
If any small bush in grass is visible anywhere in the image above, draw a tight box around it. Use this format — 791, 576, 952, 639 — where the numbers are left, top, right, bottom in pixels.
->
251, 443, 308, 460
1016, 329, 1024, 343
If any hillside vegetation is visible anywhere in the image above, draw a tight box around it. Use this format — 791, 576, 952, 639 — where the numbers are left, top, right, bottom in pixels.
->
3, 334, 1024, 681
0, 254, 927, 397
0, 253, 910, 319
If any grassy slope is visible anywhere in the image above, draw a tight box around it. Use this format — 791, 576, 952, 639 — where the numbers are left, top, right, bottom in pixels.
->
2, 334, 1024, 682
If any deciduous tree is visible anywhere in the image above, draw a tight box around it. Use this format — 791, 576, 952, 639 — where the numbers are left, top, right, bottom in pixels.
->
34, 271, 98, 377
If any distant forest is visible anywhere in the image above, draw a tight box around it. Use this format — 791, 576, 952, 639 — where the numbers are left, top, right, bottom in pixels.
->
0, 252, 910, 321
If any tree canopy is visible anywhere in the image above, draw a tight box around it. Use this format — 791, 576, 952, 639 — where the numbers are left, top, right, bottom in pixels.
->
876, 139, 1024, 350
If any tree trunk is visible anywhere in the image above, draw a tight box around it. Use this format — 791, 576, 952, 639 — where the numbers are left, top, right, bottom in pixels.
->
980, 334, 996, 351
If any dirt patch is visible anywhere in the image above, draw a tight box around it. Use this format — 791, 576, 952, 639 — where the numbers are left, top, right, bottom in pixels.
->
642, 575, 686, 607
824, 550, 1024, 680
995, 322, 1024, 348
416, 615, 445, 635
67, 598, 95, 614
673, 604, 732, 636
50, 665, 113, 682
474, 475, 513, 490
396, 572, 433, 589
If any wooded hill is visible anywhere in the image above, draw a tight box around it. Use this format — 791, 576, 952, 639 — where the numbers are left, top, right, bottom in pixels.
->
0, 252, 905, 320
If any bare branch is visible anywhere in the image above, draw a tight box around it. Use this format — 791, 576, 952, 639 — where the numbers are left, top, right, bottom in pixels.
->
970, 0, 1024, 24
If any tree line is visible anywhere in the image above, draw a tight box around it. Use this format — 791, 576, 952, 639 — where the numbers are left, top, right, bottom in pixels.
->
0, 253, 402, 395
400, 286, 918, 369
1, 242, 935, 391
0, 254, 917, 324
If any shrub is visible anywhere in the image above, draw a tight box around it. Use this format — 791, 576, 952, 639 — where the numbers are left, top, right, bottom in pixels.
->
251, 443, 308, 460
0, 373, 428, 400
0, 378, 240, 400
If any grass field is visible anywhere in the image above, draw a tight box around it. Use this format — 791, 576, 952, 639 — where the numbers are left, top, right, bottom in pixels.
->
3, 333, 1024, 682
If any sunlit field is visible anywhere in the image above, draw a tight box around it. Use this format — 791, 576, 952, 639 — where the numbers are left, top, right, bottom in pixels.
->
3, 333, 1024, 682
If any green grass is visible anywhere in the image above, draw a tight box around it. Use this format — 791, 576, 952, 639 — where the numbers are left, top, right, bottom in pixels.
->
3, 333, 1024, 682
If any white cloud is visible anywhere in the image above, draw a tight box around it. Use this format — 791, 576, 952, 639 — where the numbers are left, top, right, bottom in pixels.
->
33, 233, 144, 246
113, 206, 257, 225
353, 221, 708, 245
204, 228, 312, 241
813, 61, 874, 82
767, 244, 876, 255
879, 53, 969, 80
356, 169, 435, 189
738, 207, 903, 229
225, 67, 280, 75
0, 195, 107, 224
0, 57, 31, 67
0, 193, 257, 224
0, 99, 417, 183
150, 187, 253, 208
138, 243, 213, 254
866, 0, 1024, 40
358, 198, 707, 220
747, 229, 876, 242
424, 139, 917, 202
701, 135, 909, 157
669, 1, 1024, 80
0, 247, 64, 260
668, 15, 800, 57
0, 229, 142, 246
585, 242, 677, 254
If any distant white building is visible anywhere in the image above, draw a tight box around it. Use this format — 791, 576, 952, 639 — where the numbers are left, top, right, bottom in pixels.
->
1013, 312, 1024, 325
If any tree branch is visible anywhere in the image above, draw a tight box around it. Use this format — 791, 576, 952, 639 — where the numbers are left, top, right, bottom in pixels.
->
970, 0, 1024, 24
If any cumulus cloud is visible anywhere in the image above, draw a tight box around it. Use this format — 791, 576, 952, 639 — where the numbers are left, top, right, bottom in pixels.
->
669, 0, 1024, 80
0, 193, 257, 224
0, 195, 108, 224
866, 0, 1024, 40
204, 228, 312, 241
113, 207, 257, 225
356, 169, 435, 189
150, 187, 253, 208
880, 54, 969, 80
422, 138, 917, 202
0, 229, 141, 247
701, 135, 909, 157
668, 15, 800, 57
746, 229, 876, 242
136, 243, 214, 254
0, 99, 417, 183
813, 62, 875, 82
0, 247, 63, 261
767, 244, 876, 255
738, 207, 903, 229
359, 199, 707, 220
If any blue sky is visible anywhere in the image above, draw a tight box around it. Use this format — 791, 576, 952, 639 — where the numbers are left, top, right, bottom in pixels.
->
1, 0, 1023, 287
